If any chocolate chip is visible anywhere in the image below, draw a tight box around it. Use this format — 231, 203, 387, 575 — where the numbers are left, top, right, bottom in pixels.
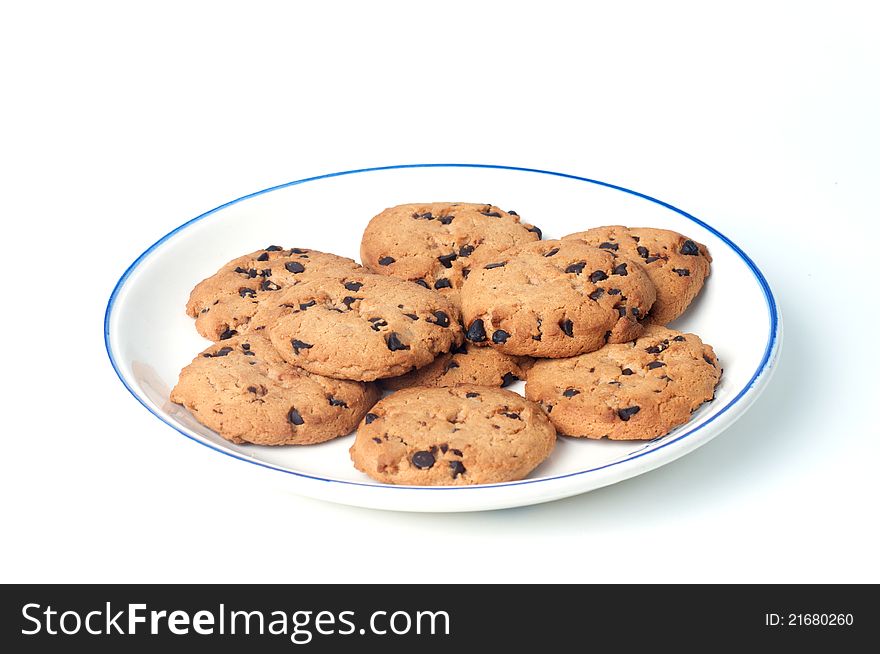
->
291, 339, 313, 354
492, 330, 509, 344
465, 392, 480, 398
287, 408, 305, 425
458, 244, 475, 257
372, 437, 382, 444
430, 310, 450, 327
439, 443, 449, 453
615, 304, 626, 318
590, 270, 608, 282
342, 296, 360, 309
608, 288, 621, 295
290, 248, 307, 254
637, 245, 649, 259
543, 247, 559, 257
285, 261, 305, 274
444, 360, 460, 372
703, 354, 715, 366
212, 347, 233, 357
386, 332, 410, 351
328, 396, 348, 408
438, 215, 454, 225
450, 448, 463, 456
672, 268, 691, 276
528, 225, 542, 238
364, 413, 379, 424
647, 361, 666, 369
565, 262, 586, 274
501, 372, 519, 386
466, 319, 487, 342
645, 344, 666, 354
632, 236, 640, 243
412, 451, 435, 469
344, 281, 363, 291
480, 210, 502, 217
219, 328, 237, 340
415, 279, 429, 288
604, 330, 612, 342
484, 261, 506, 269
256, 252, 269, 261
243, 350, 255, 356
235, 267, 258, 278
559, 319, 574, 337
434, 278, 452, 289
449, 461, 466, 478
680, 240, 700, 256
403, 313, 418, 320
617, 406, 640, 421
631, 307, 640, 318
589, 288, 604, 301
508, 210, 518, 216
673, 335, 686, 342
562, 388, 580, 397
461, 268, 470, 279
241, 343, 250, 350
259, 269, 272, 277
238, 287, 256, 298
438, 253, 457, 268
502, 412, 521, 420
378, 256, 395, 266
246, 386, 257, 393
260, 280, 280, 291
368, 317, 388, 331
452, 342, 468, 355
299, 300, 316, 310
621, 368, 633, 375
265, 245, 283, 251
644, 256, 661, 264
598, 242, 619, 251
612, 263, 628, 276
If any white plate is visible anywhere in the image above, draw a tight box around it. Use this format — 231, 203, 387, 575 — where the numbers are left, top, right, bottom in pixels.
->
105, 164, 781, 512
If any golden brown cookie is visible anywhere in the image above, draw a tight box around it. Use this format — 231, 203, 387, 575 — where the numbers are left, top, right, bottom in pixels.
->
350, 386, 556, 485
170, 334, 380, 445
562, 226, 711, 324
250, 272, 463, 381
459, 239, 656, 358
360, 203, 540, 306
381, 340, 532, 391
525, 325, 721, 440
186, 246, 362, 341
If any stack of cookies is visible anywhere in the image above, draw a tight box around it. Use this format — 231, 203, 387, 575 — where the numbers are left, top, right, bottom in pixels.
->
172, 203, 721, 486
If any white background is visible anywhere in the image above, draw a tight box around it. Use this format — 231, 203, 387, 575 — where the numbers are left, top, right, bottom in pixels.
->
2, 1, 877, 583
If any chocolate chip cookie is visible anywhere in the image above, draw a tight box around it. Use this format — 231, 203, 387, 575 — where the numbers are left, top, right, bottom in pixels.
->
360, 203, 541, 304
381, 339, 532, 391
350, 386, 556, 485
186, 246, 362, 341
170, 333, 380, 445
250, 272, 463, 381
459, 239, 656, 358
562, 226, 711, 324
525, 325, 721, 440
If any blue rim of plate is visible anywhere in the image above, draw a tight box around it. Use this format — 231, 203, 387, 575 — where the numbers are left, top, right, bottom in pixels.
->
104, 163, 780, 491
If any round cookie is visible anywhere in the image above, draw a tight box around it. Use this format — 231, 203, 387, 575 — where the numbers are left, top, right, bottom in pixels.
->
562, 226, 711, 324
170, 333, 380, 446
350, 386, 556, 485
186, 246, 362, 341
381, 340, 532, 391
459, 239, 657, 358
360, 203, 541, 304
525, 325, 721, 440
252, 272, 463, 381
